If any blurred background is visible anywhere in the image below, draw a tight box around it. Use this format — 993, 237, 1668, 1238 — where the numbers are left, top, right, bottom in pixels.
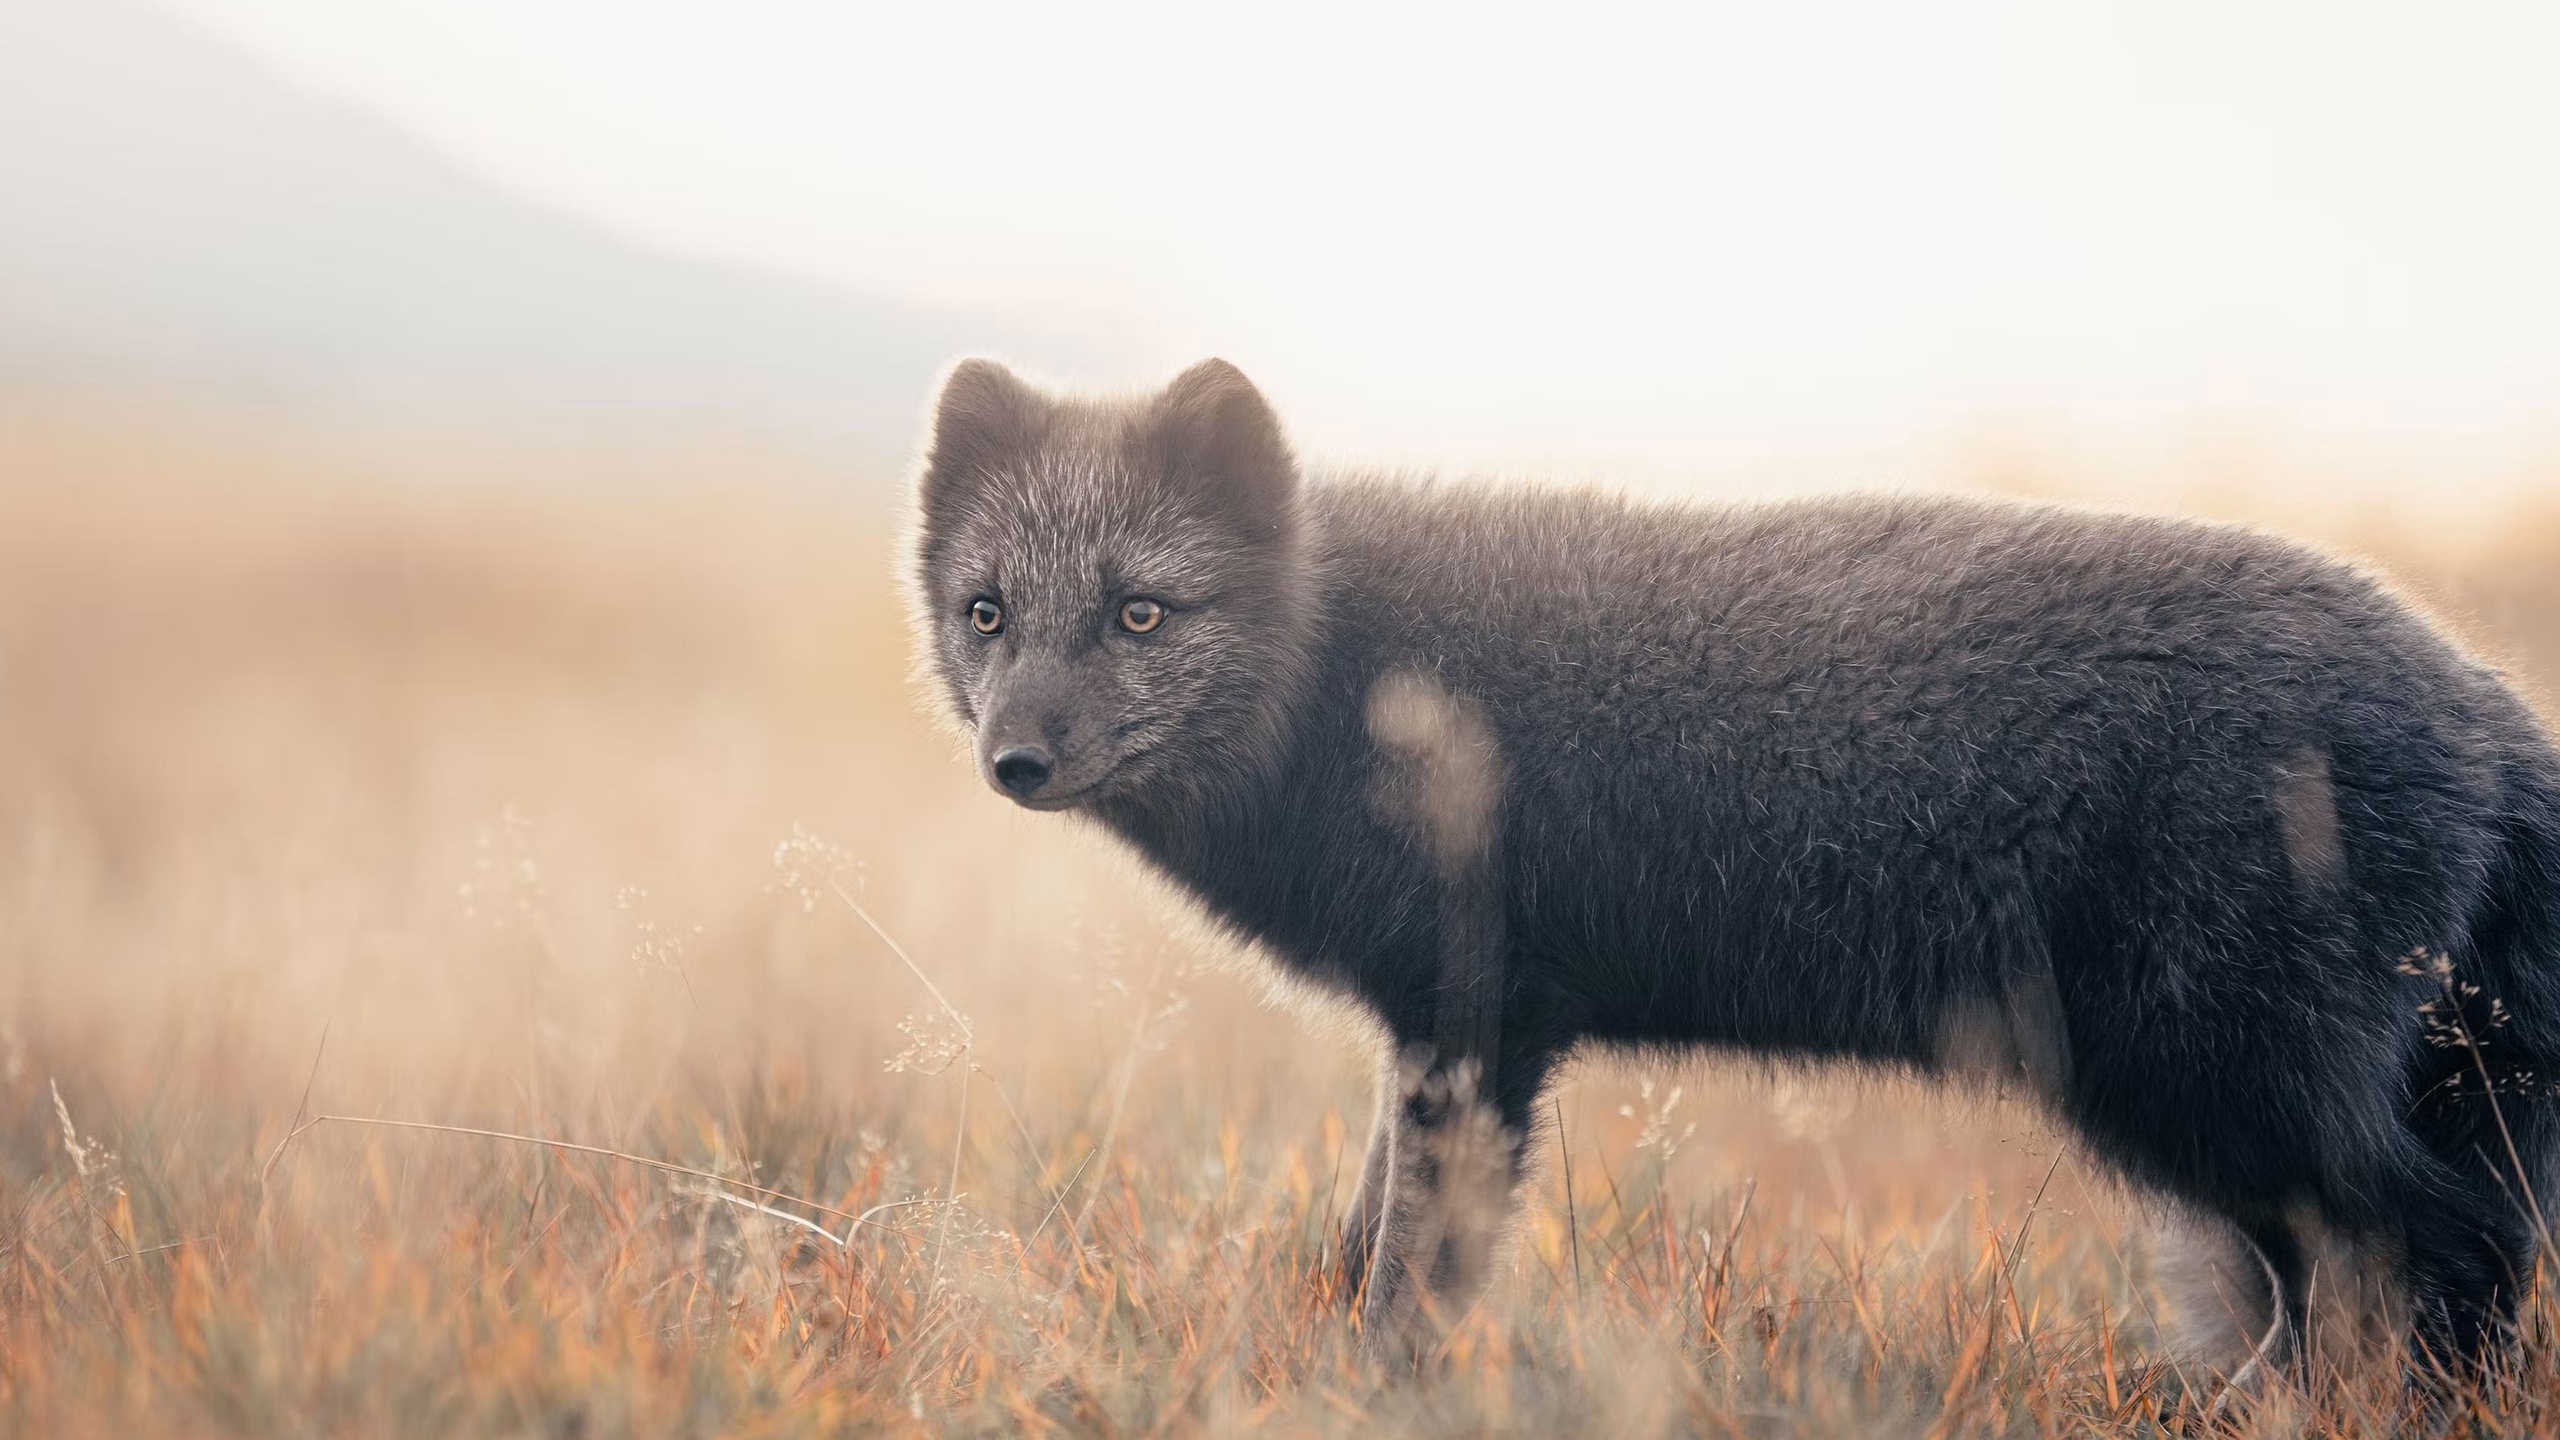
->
12, 0, 2560, 494
4, 1, 2559, 1433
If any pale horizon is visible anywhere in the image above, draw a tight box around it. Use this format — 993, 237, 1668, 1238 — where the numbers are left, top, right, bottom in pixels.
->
140, 0, 2560, 489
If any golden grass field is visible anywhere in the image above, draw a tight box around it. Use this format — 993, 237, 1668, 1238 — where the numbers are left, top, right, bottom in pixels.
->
5, 413, 2560, 1436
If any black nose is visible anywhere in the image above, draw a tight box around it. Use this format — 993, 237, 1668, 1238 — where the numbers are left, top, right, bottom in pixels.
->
992, 745, 1054, 797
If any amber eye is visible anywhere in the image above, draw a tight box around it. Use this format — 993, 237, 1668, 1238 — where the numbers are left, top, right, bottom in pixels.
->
1118, 598, 1165, 634
968, 599, 1003, 635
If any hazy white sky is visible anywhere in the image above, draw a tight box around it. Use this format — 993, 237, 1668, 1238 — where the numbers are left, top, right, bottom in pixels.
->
156, 0, 2560, 476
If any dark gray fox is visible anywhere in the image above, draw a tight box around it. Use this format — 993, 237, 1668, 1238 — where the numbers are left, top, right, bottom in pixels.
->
907, 357, 2560, 1373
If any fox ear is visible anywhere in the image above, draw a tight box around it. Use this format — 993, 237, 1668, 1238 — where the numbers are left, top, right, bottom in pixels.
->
1147, 359, 1297, 530
922, 358, 1043, 510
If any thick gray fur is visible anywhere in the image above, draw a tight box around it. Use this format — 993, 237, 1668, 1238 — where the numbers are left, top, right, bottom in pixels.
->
907, 358, 2560, 1373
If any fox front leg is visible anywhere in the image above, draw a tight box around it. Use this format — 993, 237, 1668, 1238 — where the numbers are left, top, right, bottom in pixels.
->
1356, 671, 1518, 1364
1356, 1051, 1528, 1364
1361, 666, 1536, 1363
1353, 897, 1523, 1364
1337, 1078, 1395, 1301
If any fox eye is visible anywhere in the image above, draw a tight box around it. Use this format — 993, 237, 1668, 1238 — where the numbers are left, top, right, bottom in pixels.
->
968, 599, 1003, 635
1118, 598, 1166, 634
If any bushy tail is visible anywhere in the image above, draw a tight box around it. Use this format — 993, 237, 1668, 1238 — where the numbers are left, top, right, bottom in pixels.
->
2477, 755, 2560, 1232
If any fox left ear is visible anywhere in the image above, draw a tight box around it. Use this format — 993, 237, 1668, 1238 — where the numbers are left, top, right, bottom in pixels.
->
1147, 359, 1298, 531
922, 358, 1045, 514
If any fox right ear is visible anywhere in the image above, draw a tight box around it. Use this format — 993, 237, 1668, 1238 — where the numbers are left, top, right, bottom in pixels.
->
922, 359, 1042, 509
1147, 358, 1297, 534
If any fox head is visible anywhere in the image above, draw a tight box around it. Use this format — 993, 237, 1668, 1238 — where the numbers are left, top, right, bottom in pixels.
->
908, 359, 1322, 817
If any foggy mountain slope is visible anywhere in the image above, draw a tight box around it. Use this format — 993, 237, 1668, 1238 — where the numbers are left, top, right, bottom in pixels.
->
0, 0, 1130, 461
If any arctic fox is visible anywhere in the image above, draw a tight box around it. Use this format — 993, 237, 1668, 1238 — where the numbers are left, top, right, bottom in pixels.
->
907, 357, 2560, 1373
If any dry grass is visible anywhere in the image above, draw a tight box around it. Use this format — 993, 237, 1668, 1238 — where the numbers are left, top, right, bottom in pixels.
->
4, 417, 2560, 1436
